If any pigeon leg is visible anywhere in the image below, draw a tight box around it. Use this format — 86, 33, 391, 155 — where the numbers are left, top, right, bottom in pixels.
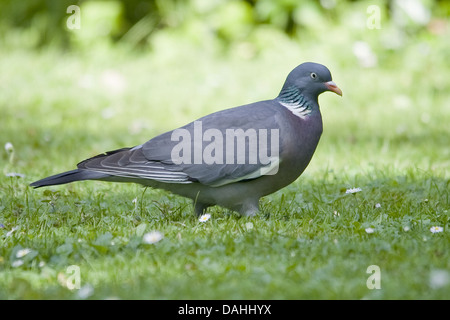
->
194, 202, 210, 216
238, 200, 260, 217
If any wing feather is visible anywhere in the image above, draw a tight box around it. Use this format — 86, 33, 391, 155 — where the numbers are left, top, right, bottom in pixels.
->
77, 100, 288, 186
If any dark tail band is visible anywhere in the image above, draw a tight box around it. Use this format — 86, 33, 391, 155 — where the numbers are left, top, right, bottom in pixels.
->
30, 169, 108, 188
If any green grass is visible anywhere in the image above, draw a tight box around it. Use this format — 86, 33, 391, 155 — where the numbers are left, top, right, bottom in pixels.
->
1, 170, 449, 299
1, 18, 450, 299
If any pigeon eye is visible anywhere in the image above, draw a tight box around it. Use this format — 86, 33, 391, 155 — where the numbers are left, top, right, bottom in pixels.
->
310, 72, 317, 80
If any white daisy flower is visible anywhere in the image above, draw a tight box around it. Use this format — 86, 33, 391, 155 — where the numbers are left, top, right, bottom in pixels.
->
198, 214, 211, 223
5, 172, 25, 178
16, 248, 32, 258
365, 227, 375, 234
12, 260, 24, 268
143, 231, 163, 244
430, 226, 443, 233
346, 187, 362, 194
375, 203, 381, 208
77, 284, 94, 299
4, 142, 14, 153
245, 222, 254, 230
429, 269, 449, 289
6, 227, 18, 237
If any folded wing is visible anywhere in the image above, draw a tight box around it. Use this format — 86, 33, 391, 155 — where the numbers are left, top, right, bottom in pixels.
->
78, 101, 286, 187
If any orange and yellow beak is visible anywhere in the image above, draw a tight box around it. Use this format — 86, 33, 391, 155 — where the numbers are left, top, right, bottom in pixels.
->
325, 81, 342, 96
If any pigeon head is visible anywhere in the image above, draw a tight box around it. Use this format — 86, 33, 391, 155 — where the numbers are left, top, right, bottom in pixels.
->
278, 62, 342, 101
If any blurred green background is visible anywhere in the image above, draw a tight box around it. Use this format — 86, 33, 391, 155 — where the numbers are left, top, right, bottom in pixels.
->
1, 0, 448, 176
1, 0, 449, 51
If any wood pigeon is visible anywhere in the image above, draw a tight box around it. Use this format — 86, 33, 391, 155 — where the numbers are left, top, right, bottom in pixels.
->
30, 62, 342, 216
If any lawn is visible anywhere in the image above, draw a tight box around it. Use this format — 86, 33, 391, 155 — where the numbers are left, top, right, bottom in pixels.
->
0, 1, 449, 300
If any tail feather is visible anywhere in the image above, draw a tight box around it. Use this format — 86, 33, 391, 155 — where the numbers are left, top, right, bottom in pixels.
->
30, 169, 108, 188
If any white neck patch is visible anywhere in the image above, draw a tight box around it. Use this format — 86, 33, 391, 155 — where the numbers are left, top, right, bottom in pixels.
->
278, 100, 312, 119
